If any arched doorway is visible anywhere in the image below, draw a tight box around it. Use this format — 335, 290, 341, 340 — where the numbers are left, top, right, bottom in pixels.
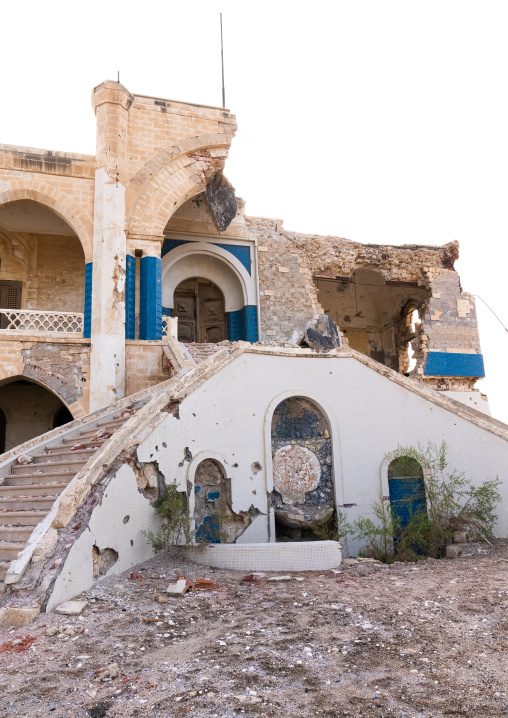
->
388, 455, 427, 528
271, 396, 334, 541
173, 278, 227, 343
0, 378, 73, 452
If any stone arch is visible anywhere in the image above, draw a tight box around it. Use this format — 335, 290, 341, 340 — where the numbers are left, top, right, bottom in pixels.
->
126, 134, 234, 238
0, 375, 73, 451
0, 185, 92, 260
380, 447, 432, 501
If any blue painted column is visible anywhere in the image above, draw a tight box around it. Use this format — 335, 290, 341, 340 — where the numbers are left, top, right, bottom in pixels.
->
125, 255, 136, 340
139, 256, 162, 340
83, 262, 93, 339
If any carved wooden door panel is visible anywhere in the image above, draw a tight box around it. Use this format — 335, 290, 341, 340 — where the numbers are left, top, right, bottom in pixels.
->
174, 294, 197, 343
199, 297, 226, 343
174, 278, 226, 343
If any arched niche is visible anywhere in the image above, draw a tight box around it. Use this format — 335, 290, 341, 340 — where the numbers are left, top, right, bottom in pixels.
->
270, 396, 335, 541
162, 246, 247, 313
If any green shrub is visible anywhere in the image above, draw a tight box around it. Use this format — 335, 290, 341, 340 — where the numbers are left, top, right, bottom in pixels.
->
142, 482, 191, 552
349, 441, 501, 562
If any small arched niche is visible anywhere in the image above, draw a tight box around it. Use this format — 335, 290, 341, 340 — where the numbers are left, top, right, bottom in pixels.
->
193, 458, 249, 543
271, 397, 334, 541
387, 455, 428, 528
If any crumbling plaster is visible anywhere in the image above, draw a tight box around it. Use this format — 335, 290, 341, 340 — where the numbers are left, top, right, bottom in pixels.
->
137, 348, 508, 557
46, 463, 160, 611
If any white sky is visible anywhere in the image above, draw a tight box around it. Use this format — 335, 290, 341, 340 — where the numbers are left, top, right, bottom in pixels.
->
1, 1, 507, 422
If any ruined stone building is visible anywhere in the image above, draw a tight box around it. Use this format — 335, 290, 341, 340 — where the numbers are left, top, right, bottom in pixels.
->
0, 81, 505, 625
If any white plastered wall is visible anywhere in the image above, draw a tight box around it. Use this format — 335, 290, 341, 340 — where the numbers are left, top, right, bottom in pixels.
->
137, 352, 508, 556
47, 464, 159, 611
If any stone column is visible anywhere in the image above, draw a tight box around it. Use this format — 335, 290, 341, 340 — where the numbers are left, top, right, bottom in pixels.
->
89, 81, 132, 410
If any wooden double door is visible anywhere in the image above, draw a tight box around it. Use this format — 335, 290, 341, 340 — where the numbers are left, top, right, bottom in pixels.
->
174, 278, 227, 344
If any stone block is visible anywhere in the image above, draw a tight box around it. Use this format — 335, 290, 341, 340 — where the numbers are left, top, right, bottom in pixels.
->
0, 605, 40, 627
167, 579, 187, 596
55, 600, 88, 615
445, 544, 463, 559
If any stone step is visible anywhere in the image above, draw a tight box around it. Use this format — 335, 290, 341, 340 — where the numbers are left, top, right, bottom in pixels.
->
0, 542, 25, 561
59, 436, 107, 447
0, 525, 33, 542
0, 496, 56, 511
32, 448, 97, 463
0, 510, 48, 526
3, 473, 75, 487
0, 482, 68, 498
10, 459, 88, 475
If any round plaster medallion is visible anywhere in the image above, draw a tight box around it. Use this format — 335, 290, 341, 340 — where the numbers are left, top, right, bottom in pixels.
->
272, 444, 321, 505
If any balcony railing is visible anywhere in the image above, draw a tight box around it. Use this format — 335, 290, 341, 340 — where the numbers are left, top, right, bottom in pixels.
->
0, 309, 84, 334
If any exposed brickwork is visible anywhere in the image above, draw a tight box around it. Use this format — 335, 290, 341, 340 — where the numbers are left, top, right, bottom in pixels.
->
21, 342, 90, 407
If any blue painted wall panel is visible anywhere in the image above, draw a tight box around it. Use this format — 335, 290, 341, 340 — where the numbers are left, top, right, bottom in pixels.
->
139, 256, 162, 340
161, 239, 191, 257
243, 305, 258, 342
212, 243, 251, 274
84, 262, 93, 339
125, 255, 136, 340
425, 352, 485, 378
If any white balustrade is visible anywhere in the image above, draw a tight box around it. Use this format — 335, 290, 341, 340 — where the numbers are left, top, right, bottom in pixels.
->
0, 309, 84, 334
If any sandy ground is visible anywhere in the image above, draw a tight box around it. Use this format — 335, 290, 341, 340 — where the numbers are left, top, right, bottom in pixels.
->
1, 540, 508, 718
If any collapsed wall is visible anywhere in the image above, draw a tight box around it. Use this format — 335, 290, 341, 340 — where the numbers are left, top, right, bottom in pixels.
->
249, 217, 487, 410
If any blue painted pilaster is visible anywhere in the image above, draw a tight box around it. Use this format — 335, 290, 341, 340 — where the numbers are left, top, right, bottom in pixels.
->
125, 255, 136, 340
139, 256, 162, 340
84, 262, 93, 339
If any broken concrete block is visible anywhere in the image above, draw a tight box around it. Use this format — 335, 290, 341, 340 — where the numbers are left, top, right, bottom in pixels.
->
206, 171, 237, 232
303, 315, 341, 353
446, 544, 464, 559
0, 605, 40, 627
342, 558, 358, 565
55, 599, 88, 615
453, 531, 468, 544
166, 579, 187, 596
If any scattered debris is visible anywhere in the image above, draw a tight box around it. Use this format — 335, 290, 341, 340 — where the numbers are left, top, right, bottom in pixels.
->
16, 454, 33, 465
241, 572, 266, 583
0, 635, 36, 653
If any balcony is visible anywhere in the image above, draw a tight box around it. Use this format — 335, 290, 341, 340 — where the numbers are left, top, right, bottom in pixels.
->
0, 309, 84, 335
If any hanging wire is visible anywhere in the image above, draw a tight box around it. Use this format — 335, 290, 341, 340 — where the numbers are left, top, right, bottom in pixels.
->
474, 295, 508, 333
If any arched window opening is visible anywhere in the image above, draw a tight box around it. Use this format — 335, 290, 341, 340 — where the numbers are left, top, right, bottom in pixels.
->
271, 397, 334, 542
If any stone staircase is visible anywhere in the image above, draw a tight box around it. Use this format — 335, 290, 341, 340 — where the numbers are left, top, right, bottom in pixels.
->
0, 411, 136, 577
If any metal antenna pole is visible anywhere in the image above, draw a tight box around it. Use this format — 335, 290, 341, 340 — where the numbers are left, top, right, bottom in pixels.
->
220, 13, 226, 108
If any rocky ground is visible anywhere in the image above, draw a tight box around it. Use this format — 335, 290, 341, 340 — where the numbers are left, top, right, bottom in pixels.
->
1, 540, 508, 718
